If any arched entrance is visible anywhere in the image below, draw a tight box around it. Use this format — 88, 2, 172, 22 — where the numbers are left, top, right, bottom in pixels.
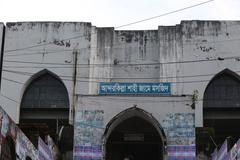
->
103, 107, 166, 160
19, 70, 70, 147
203, 69, 240, 154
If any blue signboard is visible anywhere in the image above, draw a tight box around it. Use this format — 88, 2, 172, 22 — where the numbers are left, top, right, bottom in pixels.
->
99, 82, 171, 94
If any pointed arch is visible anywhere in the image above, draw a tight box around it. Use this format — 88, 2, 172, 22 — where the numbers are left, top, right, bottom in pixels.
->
203, 68, 240, 108
103, 107, 166, 141
20, 69, 69, 109
103, 107, 166, 160
19, 69, 71, 150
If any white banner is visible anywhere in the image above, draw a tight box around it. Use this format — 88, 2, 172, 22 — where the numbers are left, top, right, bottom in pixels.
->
218, 140, 228, 160
230, 143, 237, 160
38, 137, 53, 160
236, 139, 240, 160
211, 148, 218, 160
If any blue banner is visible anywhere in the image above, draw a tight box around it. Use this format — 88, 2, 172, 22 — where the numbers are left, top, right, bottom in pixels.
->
99, 82, 171, 94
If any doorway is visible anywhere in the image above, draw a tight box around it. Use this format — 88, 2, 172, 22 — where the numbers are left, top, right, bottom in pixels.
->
104, 108, 165, 160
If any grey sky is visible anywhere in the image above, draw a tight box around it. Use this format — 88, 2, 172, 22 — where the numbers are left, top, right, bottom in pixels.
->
0, 0, 240, 30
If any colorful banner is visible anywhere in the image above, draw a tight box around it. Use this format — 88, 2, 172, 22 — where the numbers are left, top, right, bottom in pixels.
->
167, 145, 195, 160
16, 130, 38, 160
38, 137, 53, 160
0, 106, 38, 160
99, 82, 171, 94
74, 145, 102, 160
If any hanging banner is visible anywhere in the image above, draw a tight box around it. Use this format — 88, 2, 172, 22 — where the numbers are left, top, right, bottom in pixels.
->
218, 140, 228, 160
230, 143, 237, 160
236, 139, 240, 160
167, 145, 195, 160
0, 106, 38, 160
16, 130, 38, 160
47, 135, 61, 160
224, 153, 230, 160
99, 82, 171, 94
211, 148, 218, 160
38, 137, 53, 160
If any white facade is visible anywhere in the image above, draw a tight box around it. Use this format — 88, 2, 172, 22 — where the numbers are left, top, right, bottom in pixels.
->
0, 21, 240, 127
0, 23, 4, 91
0, 23, 3, 49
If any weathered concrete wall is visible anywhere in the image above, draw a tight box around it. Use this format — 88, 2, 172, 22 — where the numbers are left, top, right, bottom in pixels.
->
0, 23, 3, 51
1, 20, 240, 127
87, 21, 240, 127
74, 95, 195, 160
76, 96, 193, 129
0, 22, 92, 122
0, 23, 4, 91
88, 27, 183, 95
181, 21, 240, 126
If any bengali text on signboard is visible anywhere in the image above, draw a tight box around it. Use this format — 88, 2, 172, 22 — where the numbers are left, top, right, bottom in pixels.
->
99, 82, 171, 94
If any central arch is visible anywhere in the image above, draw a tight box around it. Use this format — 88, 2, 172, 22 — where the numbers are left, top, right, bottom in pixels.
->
103, 107, 166, 160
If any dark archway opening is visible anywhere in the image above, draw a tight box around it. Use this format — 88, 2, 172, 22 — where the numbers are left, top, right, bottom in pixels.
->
201, 69, 240, 156
19, 71, 72, 155
106, 116, 163, 160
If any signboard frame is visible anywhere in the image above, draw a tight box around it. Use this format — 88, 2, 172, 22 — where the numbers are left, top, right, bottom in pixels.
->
99, 82, 171, 95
